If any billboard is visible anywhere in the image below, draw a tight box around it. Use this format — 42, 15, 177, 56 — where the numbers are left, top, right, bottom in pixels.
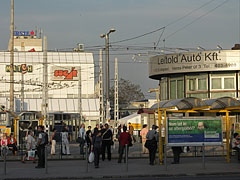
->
52, 67, 78, 81
167, 117, 222, 146
149, 50, 240, 78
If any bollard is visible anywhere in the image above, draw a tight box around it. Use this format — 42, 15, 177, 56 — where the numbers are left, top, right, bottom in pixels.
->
45, 145, 48, 174
202, 143, 205, 169
125, 144, 128, 172
85, 144, 89, 173
3, 147, 7, 175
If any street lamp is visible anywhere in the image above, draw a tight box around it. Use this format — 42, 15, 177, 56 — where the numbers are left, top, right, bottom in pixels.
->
100, 28, 116, 121
148, 87, 163, 165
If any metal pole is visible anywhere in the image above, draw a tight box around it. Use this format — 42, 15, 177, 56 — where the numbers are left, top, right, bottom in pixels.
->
9, 0, 14, 126
157, 88, 163, 165
42, 36, 48, 135
78, 67, 82, 129
4, 147, 7, 175
99, 49, 104, 124
21, 73, 24, 111
85, 144, 88, 173
114, 58, 119, 129
105, 34, 109, 112
125, 144, 128, 172
164, 144, 167, 171
202, 143, 205, 169
45, 145, 48, 174
226, 111, 230, 163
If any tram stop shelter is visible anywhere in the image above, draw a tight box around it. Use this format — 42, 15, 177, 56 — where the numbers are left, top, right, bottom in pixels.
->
150, 96, 240, 163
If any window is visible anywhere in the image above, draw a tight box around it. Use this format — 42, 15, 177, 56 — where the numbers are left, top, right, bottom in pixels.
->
211, 76, 235, 90
212, 78, 221, 89
170, 77, 184, 99
160, 77, 168, 100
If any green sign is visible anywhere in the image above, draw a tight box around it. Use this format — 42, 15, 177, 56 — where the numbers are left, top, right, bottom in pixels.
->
167, 117, 222, 146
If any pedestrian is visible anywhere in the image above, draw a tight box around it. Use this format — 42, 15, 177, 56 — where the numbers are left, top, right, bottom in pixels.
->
91, 130, 102, 168
128, 122, 135, 142
92, 124, 99, 137
22, 131, 35, 163
146, 125, 159, 165
78, 123, 86, 154
1, 133, 8, 147
118, 125, 131, 163
36, 125, 47, 168
50, 128, 57, 155
61, 125, 70, 155
101, 123, 113, 161
7, 133, 17, 155
140, 124, 149, 154
171, 147, 183, 164
116, 125, 122, 154
232, 132, 240, 161
86, 126, 92, 154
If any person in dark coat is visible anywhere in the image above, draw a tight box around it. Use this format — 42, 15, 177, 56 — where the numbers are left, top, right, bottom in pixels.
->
101, 123, 113, 161
146, 125, 159, 165
171, 146, 183, 164
91, 130, 102, 168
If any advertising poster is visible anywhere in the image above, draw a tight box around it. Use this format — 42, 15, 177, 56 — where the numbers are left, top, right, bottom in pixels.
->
0, 126, 11, 138
167, 117, 222, 146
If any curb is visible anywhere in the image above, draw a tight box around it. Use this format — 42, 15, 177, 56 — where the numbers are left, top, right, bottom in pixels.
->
2, 172, 240, 180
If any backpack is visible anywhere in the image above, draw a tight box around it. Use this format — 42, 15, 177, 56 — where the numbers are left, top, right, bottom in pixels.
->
40, 132, 49, 146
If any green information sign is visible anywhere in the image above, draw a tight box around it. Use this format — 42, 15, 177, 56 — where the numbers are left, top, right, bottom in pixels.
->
167, 117, 223, 146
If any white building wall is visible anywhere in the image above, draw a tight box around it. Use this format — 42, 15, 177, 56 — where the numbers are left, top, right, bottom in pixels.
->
0, 51, 95, 99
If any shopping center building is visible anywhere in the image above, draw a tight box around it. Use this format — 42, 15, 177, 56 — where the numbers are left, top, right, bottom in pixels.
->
0, 30, 99, 129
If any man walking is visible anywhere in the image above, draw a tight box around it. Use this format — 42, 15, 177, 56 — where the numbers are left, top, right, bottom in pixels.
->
118, 126, 131, 163
146, 125, 159, 165
101, 123, 113, 161
36, 126, 47, 168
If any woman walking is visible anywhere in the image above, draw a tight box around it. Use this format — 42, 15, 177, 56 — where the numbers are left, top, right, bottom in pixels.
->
140, 124, 148, 154
50, 128, 57, 155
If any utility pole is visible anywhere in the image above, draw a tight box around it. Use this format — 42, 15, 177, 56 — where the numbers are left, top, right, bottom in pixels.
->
78, 66, 82, 130
42, 36, 48, 134
100, 29, 116, 122
114, 58, 119, 128
99, 49, 104, 124
105, 34, 110, 122
20, 72, 24, 112
9, 0, 14, 126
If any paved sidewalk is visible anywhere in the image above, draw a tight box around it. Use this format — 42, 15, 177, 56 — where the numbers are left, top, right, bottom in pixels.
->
0, 156, 240, 180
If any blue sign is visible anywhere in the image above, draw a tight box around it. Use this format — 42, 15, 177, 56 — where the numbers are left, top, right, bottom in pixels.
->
13, 31, 34, 36
167, 117, 223, 146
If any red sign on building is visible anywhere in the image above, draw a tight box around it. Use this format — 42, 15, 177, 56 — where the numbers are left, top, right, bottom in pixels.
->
53, 67, 78, 80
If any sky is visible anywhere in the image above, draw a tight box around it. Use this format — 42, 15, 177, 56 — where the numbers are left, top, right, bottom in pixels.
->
0, 0, 239, 99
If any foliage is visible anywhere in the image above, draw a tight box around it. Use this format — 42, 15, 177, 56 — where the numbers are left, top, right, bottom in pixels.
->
109, 78, 145, 108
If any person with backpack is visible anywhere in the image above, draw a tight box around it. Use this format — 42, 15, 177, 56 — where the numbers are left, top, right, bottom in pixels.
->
146, 125, 159, 165
36, 125, 47, 168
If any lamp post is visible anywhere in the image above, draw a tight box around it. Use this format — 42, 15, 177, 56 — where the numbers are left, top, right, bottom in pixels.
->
149, 87, 163, 165
100, 28, 116, 121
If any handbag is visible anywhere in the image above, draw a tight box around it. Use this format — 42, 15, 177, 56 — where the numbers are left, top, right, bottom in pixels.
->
76, 137, 84, 144
88, 152, 94, 163
110, 140, 114, 146
27, 150, 35, 161
128, 134, 133, 147
144, 140, 151, 149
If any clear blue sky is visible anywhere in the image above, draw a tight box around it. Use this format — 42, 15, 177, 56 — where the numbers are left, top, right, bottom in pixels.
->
0, 0, 238, 98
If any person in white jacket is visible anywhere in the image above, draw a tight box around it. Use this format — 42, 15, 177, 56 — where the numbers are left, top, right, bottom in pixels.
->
61, 125, 70, 155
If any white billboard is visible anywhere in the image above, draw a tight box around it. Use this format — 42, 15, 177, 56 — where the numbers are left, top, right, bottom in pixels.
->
149, 50, 240, 78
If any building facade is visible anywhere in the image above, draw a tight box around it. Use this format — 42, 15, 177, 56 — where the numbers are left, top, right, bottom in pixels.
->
149, 48, 240, 101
